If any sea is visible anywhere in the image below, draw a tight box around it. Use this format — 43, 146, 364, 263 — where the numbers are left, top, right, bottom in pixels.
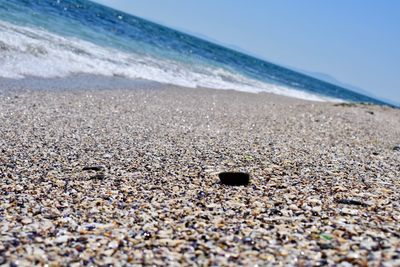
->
0, 0, 391, 105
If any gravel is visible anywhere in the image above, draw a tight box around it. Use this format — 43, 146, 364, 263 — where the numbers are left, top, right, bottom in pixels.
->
0, 85, 399, 266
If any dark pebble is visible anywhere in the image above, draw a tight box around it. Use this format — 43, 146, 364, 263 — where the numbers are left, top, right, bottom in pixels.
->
27, 231, 39, 240
10, 239, 20, 247
86, 225, 96, 231
243, 237, 255, 245
75, 245, 85, 252
142, 231, 152, 240
317, 259, 329, 266
269, 208, 283, 216
6, 163, 16, 169
318, 242, 334, 250
90, 174, 106, 180
76, 237, 88, 244
233, 236, 241, 243
44, 214, 59, 220
219, 172, 250, 186
366, 111, 374, 115
191, 241, 199, 249
336, 199, 367, 206
82, 165, 105, 172
393, 145, 400, 151
197, 191, 206, 199
201, 235, 209, 241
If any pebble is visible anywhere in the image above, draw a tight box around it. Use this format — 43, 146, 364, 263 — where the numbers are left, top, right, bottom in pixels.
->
82, 165, 105, 171
21, 218, 32, 225
142, 231, 152, 240
89, 174, 106, 180
341, 208, 359, 216
54, 235, 70, 244
218, 172, 250, 186
242, 237, 254, 246
318, 242, 334, 250
197, 191, 206, 199
312, 206, 322, 212
108, 240, 119, 249
336, 199, 367, 206
308, 197, 322, 206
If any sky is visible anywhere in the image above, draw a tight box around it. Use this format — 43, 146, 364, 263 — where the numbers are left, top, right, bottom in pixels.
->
92, 0, 400, 104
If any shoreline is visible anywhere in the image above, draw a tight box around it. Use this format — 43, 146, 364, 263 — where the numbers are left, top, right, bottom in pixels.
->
1, 84, 399, 265
2, 74, 396, 107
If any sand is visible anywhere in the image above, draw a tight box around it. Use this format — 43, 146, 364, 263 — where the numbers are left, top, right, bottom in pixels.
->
0, 83, 399, 266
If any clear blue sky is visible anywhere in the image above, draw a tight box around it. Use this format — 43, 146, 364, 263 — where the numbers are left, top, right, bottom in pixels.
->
93, 0, 400, 104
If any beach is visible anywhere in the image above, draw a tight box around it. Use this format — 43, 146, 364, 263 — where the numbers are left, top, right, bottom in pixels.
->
0, 83, 399, 266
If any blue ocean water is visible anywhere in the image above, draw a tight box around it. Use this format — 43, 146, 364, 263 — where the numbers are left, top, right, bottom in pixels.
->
0, 0, 390, 105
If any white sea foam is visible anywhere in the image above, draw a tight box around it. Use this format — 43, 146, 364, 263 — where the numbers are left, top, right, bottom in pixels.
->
0, 20, 338, 102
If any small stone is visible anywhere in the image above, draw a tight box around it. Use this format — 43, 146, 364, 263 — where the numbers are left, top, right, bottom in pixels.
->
44, 213, 59, 220
243, 237, 254, 245
142, 231, 152, 240
269, 208, 283, 216
341, 208, 359, 216
82, 165, 105, 172
75, 245, 85, 252
312, 206, 322, 213
172, 185, 180, 192
393, 145, 400, 151
360, 239, 377, 250
219, 172, 250, 186
279, 249, 289, 256
318, 242, 334, 250
90, 174, 106, 180
54, 235, 70, 244
86, 225, 96, 231
198, 191, 206, 199
9, 239, 20, 247
108, 240, 119, 249
336, 199, 367, 207
308, 198, 322, 206
21, 218, 32, 225
32, 247, 45, 258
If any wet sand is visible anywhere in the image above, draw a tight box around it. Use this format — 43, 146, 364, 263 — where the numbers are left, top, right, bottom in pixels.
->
1, 84, 399, 266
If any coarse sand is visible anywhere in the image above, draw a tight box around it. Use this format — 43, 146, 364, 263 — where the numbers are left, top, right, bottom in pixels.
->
1, 85, 399, 266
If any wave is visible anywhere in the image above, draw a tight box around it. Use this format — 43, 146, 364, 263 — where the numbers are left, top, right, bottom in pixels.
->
0, 20, 338, 102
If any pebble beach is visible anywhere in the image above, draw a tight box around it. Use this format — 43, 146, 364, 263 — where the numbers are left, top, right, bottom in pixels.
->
0, 84, 399, 266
